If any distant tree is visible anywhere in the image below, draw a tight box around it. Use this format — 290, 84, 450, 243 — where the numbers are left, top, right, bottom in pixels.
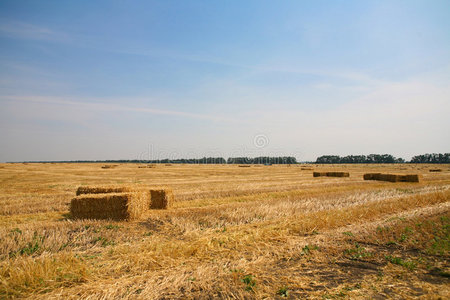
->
315, 154, 404, 164
410, 153, 450, 163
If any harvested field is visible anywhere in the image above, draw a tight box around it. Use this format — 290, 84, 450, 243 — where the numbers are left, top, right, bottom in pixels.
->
0, 163, 449, 299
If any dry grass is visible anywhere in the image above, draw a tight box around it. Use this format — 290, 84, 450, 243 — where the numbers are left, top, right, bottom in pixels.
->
0, 163, 449, 299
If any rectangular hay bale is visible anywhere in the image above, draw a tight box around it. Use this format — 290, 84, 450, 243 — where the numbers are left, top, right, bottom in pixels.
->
101, 165, 117, 169
404, 174, 420, 182
363, 173, 420, 183
326, 172, 350, 177
150, 189, 173, 209
378, 174, 398, 182
363, 173, 381, 180
76, 185, 135, 196
313, 172, 328, 177
70, 192, 148, 220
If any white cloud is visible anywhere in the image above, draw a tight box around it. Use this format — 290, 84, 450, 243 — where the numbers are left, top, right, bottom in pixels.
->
0, 95, 236, 123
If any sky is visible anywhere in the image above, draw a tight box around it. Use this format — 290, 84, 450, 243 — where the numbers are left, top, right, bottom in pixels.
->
0, 0, 449, 162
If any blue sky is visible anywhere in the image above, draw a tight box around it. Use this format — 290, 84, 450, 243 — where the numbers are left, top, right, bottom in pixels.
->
0, 0, 449, 162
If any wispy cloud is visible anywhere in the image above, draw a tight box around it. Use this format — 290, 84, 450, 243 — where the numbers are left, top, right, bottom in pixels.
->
0, 20, 385, 89
0, 21, 69, 42
1, 95, 235, 123
109, 45, 386, 86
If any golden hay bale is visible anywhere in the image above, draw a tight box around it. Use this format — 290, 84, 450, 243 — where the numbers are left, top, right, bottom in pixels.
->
429, 169, 442, 172
326, 172, 350, 177
76, 185, 135, 196
403, 174, 421, 183
363, 173, 381, 180
378, 174, 398, 182
238, 165, 251, 167
301, 167, 313, 170
313, 172, 327, 177
363, 173, 420, 183
165, 164, 172, 166
70, 192, 148, 221
150, 189, 173, 209
101, 165, 117, 169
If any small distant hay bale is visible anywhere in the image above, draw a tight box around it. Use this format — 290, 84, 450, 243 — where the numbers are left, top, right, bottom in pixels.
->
301, 167, 313, 170
150, 189, 173, 209
363, 173, 381, 180
314, 172, 349, 177
313, 172, 327, 177
429, 169, 442, 172
76, 185, 135, 196
165, 164, 172, 166
326, 172, 349, 177
363, 173, 420, 183
70, 192, 148, 220
239, 165, 251, 168
138, 165, 155, 168
378, 174, 398, 182
101, 165, 117, 169
401, 174, 420, 183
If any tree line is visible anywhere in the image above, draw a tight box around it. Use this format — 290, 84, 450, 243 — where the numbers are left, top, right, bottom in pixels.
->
315, 154, 405, 164
15, 153, 450, 164
227, 156, 297, 164
410, 153, 450, 163
20, 156, 297, 164
315, 153, 449, 164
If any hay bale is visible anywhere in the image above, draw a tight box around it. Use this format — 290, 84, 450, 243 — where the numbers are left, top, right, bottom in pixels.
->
326, 172, 349, 177
150, 189, 173, 209
101, 165, 117, 169
70, 192, 148, 220
363, 173, 420, 183
378, 174, 398, 182
363, 173, 381, 180
313, 172, 327, 177
429, 169, 442, 172
76, 185, 135, 196
239, 165, 251, 168
301, 167, 313, 170
404, 174, 420, 182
